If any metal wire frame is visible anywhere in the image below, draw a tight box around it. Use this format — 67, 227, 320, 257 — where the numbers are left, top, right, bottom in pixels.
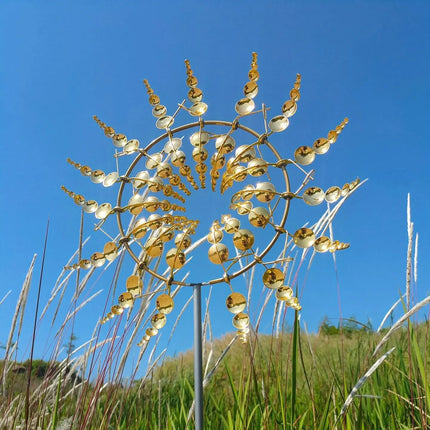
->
115, 119, 291, 287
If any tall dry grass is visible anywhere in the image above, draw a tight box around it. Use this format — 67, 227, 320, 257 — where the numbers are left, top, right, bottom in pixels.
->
0, 192, 428, 429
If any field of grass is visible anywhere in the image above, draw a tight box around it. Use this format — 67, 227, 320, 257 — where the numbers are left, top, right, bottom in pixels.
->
0, 196, 428, 429
1, 321, 429, 429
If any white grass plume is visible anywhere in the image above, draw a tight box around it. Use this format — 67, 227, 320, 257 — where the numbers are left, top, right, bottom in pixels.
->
373, 295, 430, 356
54, 290, 103, 338
187, 335, 238, 424
0, 290, 11, 307
376, 293, 406, 333
406, 193, 413, 310
1, 255, 36, 392
414, 232, 418, 285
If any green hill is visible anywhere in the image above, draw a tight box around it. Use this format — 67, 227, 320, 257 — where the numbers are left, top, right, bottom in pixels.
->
3, 321, 428, 429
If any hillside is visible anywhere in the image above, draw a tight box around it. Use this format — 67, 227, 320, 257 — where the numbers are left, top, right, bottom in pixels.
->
2, 323, 428, 429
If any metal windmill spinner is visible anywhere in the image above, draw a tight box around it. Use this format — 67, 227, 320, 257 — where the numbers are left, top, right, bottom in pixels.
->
62, 52, 357, 347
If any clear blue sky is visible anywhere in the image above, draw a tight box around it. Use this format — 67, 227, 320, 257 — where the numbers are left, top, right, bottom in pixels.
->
0, 1, 429, 365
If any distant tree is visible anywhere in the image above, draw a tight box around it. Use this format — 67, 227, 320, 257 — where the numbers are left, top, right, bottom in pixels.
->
19, 359, 82, 382
365, 317, 373, 332
64, 333, 78, 356
23, 359, 50, 378
319, 316, 339, 336
342, 317, 360, 337
319, 316, 373, 336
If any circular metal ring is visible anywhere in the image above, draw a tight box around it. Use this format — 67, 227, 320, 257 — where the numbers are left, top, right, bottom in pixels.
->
116, 120, 291, 286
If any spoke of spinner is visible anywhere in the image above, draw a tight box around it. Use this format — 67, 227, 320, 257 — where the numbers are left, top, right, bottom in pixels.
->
143, 79, 199, 191
62, 51, 358, 349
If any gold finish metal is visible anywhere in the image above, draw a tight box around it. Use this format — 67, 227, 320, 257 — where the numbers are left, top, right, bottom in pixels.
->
248, 207, 270, 227
263, 268, 284, 289
115, 119, 291, 286
103, 241, 118, 261
64, 52, 356, 344
313, 138, 330, 155
126, 275, 143, 297
233, 229, 255, 251
156, 294, 174, 314
146, 327, 159, 337
235, 98, 255, 115
282, 100, 297, 117
303, 187, 325, 206
208, 243, 229, 265
255, 182, 276, 202
325, 186, 341, 203
207, 229, 223, 244
215, 135, 235, 155
151, 313, 167, 329
293, 227, 316, 248
111, 305, 124, 315
285, 296, 302, 311
269, 115, 289, 132
275, 286, 293, 301
226, 292, 247, 314
165, 248, 186, 269
224, 217, 240, 233
90, 252, 106, 267
143, 79, 160, 107
294, 146, 315, 166
314, 236, 331, 253
232, 312, 250, 329
175, 233, 192, 249
118, 292, 134, 308
93, 115, 115, 138
145, 237, 164, 257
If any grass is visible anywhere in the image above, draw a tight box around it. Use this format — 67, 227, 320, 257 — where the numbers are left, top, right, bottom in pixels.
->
0, 194, 428, 429
2, 322, 428, 429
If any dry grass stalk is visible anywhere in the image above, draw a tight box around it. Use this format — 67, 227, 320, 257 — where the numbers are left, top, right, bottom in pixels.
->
1, 254, 36, 393
40, 271, 73, 322
377, 294, 406, 333
373, 295, 430, 357
41, 237, 90, 321
339, 347, 396, 417
255, 288, 273, 333
275, 299, 283, 337
414, 232, 418, 285
187, 335, 238, 423
202, 286, 213, 350
166, 295, 193, 347
55, 290, 103, 338
143, 348, 167, 382
0, 290, 11, 307
203, 335, 237, 387
3, 171, 394, 428
406, 193, 413, 310
387, 389, 430, 421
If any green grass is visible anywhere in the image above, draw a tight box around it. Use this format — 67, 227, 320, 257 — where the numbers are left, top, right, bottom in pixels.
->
1, 194, 428, 429
1, 321, 428, 429
142, 322, 429, 429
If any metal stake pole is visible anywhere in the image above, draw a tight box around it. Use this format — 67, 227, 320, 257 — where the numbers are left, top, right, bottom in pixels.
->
193, 283, 204, 430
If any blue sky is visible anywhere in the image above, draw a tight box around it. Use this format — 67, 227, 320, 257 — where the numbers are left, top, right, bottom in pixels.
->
0, 1, 429, 365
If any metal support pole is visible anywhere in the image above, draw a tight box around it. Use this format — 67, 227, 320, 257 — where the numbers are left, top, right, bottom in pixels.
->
193, 283, 204, 430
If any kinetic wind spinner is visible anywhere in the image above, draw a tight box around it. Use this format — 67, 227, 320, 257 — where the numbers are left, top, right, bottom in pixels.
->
62, 53, 357, 348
